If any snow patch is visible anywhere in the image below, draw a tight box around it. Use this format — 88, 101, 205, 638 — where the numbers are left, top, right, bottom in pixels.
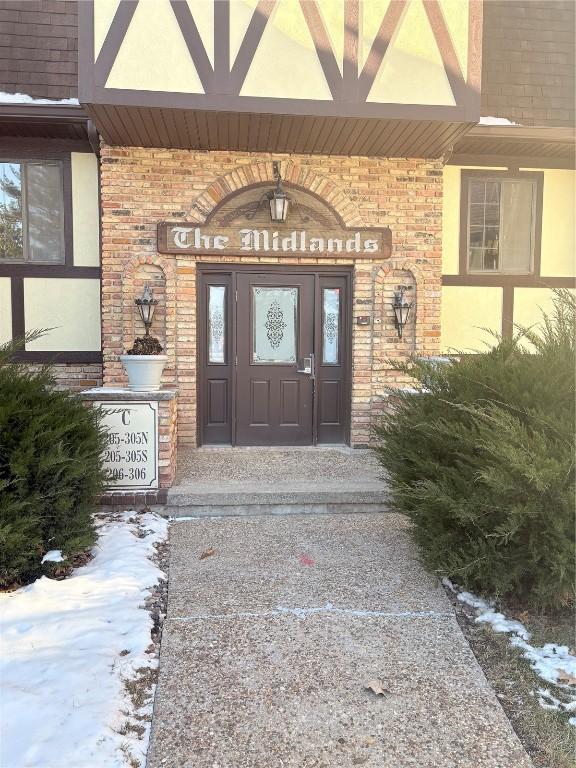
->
478, 116, 522, 126
0, 91, 79, 106
0, 510, 168, 768
41, 549, 65, 564
444, 579, 576, 724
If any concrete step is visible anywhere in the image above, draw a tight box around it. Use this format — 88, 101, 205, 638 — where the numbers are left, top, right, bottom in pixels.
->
165, 480, 390, 517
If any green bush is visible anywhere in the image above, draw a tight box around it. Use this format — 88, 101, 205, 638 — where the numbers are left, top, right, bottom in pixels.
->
374, 290, 575, 610
0, 336, 106, 586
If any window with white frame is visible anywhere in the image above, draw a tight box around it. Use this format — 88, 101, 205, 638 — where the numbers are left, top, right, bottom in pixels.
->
464, 175, 539, 274
0, 160, 65, 263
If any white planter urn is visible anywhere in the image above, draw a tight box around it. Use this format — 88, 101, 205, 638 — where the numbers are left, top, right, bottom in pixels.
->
119, 355, 167, 392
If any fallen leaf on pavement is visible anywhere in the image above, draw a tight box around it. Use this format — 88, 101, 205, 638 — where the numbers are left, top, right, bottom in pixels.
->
557, 669, 576, 685
199, 547, 217, 560
365, 679, 389, 696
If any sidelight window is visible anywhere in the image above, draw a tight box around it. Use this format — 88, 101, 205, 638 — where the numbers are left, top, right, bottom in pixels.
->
322, 287, 340, 364
208, 285, 226, 363
0, 161, 65, 263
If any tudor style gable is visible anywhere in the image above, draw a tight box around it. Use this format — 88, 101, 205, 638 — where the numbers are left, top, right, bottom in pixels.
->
79, 0, 483, 156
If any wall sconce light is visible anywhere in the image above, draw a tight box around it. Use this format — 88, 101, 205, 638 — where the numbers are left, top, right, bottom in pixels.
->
392, 285, 413, 338
267, 161, 289, 223
135, 283, 158, 336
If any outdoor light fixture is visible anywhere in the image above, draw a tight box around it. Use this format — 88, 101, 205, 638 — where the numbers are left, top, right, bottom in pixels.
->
267, 161, 289, 223
135, 283, 158, 336
392, 286, 413, 339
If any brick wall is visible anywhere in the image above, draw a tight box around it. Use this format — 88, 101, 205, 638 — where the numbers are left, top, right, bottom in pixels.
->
481, 0, 575, 127
159, 395, 178, 489
0, 1, 78, 100
33, 362, 102, 391
99, 146, 443, 447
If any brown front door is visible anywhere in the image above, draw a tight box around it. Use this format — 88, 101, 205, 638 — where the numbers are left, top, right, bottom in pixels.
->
236, 272, 314, 445
198, 265, 351, 446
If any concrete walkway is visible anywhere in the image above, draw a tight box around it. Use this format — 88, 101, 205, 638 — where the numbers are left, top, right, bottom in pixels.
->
147, 513, 532, 768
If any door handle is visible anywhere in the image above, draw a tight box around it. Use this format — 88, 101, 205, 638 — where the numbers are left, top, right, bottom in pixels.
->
297, 353, 315, 379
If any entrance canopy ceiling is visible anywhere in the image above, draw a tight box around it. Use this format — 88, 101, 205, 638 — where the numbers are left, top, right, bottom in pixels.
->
79, 0, 482, 157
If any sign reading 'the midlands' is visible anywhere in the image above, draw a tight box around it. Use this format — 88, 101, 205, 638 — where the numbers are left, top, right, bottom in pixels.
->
157, 223, 392, 259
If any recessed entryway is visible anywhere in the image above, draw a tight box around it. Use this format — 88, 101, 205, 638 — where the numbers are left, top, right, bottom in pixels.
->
198, 265, 352, 446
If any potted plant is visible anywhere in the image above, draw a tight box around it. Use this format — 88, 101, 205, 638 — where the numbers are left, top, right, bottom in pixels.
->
119, 284, 168, 391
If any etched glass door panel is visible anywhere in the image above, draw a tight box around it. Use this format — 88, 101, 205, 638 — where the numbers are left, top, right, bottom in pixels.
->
322, 288, 340, 364
252, 286, 298, 364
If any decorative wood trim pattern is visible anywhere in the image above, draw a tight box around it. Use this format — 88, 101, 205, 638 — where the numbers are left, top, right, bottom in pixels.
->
80, 0, 482, 122
357, 0, 406, 103
94, 0, 138, 87
299, 0, 343, 101
423, 0, 466, 106
169, 0, 214, 93
229, 0, 276, 96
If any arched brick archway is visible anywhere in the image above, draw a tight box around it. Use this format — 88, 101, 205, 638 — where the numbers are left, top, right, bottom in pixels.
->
189, 160, 365, 228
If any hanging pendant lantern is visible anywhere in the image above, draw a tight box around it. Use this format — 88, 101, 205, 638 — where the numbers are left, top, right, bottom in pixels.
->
267, 161, 289, 223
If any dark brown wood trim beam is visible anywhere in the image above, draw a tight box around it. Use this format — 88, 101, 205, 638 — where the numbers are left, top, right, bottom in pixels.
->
299, 0, 343, 101
11, 277, 25, 339
467, 0, 483, 96
94, 0, 139, 87
0, 265, 100, 279
442, 275, 576, 288
358, 0, 405, 102
62, 157, 74, 268
0, 139, 92, 158
343, 0, 359, 98
449, 153, 575, 171
502, 285, 514, 339
170, 0, 214, 94
213, 0, 231, 91
12, 351, 103, 364
229, 0, 276, 96
87, 82, 477, 120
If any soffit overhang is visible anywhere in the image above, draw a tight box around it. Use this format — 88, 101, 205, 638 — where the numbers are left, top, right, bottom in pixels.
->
79, 0, 483, 157
0, 104, 96, 152
450, 125, 576, 169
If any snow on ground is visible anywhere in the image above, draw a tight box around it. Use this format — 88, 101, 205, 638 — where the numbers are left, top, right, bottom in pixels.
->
0, 91, 79, 105
0, 510, 168, 768
443, 579, 576, 725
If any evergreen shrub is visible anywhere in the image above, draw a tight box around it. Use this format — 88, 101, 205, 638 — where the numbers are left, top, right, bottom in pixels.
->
0, 336, 106, 586
374, 291, 575, 610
